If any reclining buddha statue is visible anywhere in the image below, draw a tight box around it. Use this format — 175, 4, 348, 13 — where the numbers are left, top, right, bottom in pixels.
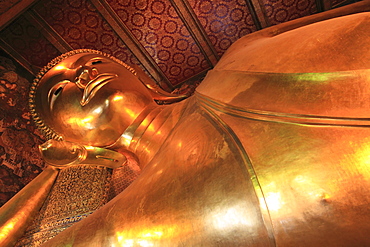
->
1, 3, 370, 246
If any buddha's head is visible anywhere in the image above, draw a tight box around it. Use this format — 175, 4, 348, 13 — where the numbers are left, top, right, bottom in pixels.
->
30, 49, 184, 147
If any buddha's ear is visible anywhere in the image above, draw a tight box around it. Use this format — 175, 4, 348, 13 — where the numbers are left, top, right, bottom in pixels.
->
107, 146, 141, 173
133, 65, 188, 104
39, 139, 127, 169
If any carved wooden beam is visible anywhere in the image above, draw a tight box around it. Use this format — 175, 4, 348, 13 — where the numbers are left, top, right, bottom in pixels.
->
170, 0, 219, 67
23, 10, 73, 54
0, 38, 39, 76
0, 0, 39, 32
245, 0, 270, 28
315, 0, 326, 12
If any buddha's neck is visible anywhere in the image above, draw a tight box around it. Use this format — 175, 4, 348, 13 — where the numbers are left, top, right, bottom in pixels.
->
110, 100, 187, 169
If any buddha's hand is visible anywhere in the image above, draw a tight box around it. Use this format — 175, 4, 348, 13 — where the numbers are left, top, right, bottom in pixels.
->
39, 139, 126, 169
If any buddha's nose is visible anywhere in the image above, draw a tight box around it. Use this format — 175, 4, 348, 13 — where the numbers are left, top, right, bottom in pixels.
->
78, 70, 118, 107
75, 68, 98, 89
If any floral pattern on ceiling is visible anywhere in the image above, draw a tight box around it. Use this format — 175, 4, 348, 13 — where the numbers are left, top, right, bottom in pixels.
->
188, 0, 258, 56
263, 0, 317, 25
0, 0, 349, 88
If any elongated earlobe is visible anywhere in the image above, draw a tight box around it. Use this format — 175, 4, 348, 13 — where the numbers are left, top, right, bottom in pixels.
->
133, 64, 188, 104
40, 139, 127, 169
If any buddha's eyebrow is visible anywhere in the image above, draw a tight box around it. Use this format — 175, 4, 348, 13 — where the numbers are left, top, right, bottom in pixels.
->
70, 56, 104, 68
70, 60, 82, 69
70, 56, 89, 69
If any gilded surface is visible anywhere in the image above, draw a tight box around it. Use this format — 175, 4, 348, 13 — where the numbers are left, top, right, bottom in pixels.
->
39, 12, 370, 246
15, 166, 112, 247
196, 70, 370, 246
0, 167, 58, 247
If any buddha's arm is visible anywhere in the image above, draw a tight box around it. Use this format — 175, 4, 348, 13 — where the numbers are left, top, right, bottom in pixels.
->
0, 166, 59, 247
0, 139, 127, 247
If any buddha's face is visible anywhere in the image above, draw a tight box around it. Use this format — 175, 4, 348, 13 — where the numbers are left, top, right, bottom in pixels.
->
34, 52, 156, 147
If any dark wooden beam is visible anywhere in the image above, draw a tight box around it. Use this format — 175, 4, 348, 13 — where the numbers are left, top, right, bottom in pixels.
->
0, 38, 39, 76
322, 0, 333, 11
90, 0, 173, 90
315, 0, 326, 12
245, 0, 270, 28
244, 0, 262, 30
331, 0, 356, 9
170, 0, 219, 67
0, 0, 39, 32
23, 10, 73, 54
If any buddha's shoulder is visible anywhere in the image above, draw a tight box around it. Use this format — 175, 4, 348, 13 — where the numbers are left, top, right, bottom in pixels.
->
195, 11, 370, 119
215, 12, 370, 74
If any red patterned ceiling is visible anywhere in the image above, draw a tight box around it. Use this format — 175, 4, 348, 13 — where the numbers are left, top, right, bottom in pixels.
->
0, 0, 361, 89
1, 15, 60, 68
188, 0, 258, 56
262, 0, 317, 25
105, 0, 211, 85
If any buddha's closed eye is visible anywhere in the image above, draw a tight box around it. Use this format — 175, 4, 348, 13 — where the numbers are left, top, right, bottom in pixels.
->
48, 80, 69, 111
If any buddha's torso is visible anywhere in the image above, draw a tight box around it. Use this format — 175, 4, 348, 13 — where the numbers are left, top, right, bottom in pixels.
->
37, 11, 370, 246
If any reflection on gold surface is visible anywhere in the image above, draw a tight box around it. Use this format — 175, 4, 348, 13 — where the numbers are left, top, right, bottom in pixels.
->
0, 167, 58, 247
0, 222, 14, 240
264, 191, 283, 212
352, 141, 370, 179
296, 73, 333, 83
124, 108, 139, 120
115, 225, 178, 247
92, 106, 103, 115
81, 116, 94, 125
84, 145, 95, 150
113, 95, 124, 102
211, 206, 252, 229
66, 116, 94, 129
293, 175, 328, 199
54, 65, 66, 71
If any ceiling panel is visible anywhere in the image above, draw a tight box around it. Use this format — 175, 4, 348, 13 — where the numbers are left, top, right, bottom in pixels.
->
106, 0, 211, 85
262, 0, 317, 25
33, 0, 141, 66
0, 15, 60, 68
0, 0, 363, 90
188, 0, 259, 56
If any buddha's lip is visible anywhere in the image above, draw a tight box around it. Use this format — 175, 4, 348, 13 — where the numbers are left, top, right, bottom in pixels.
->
80, 73, 118, 106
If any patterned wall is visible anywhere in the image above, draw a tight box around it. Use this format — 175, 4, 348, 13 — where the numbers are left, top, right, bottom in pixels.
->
0, 54, 45, 206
